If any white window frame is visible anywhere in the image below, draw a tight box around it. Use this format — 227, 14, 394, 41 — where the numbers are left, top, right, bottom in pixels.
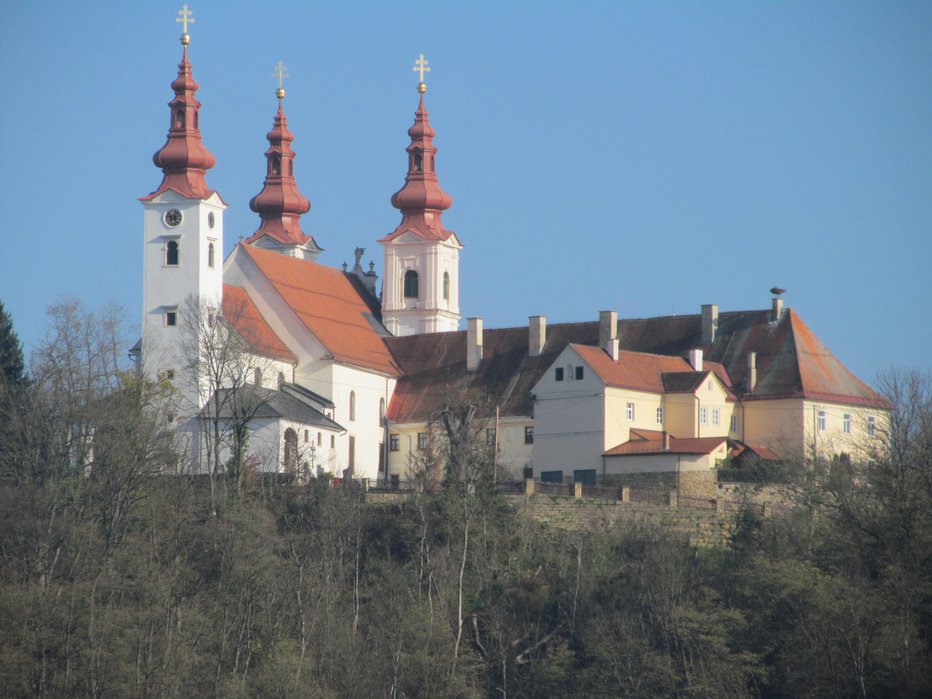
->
843, 413, 852, 434
626, 402, 634, 421
700, 407, 708, 425
817, 409, 826, 432
164, 307, 178, 327
712, 408, 720, 427
656, 407, 663, 425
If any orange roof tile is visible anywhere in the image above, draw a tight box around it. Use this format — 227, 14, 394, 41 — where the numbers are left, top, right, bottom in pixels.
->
604, 435, 728, 457
572, 345, 694, 393
223, 285, 296, 363
241, 245, 399, 376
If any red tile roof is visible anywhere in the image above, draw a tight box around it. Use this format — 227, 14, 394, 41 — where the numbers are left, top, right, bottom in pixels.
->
604, 435, 728, 457
572, 345, 696, 393
223, 285, 296, 363
241, 245, 399, 376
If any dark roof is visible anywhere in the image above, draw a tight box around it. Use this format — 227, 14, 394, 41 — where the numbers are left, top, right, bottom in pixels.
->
385, 306, 889, 423
200, 384, 344, 431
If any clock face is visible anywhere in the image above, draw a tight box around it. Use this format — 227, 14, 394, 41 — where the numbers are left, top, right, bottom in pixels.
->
164, 209, 183, 227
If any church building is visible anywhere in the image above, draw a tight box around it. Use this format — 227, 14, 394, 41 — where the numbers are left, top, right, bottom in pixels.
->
137, 16, 890, 487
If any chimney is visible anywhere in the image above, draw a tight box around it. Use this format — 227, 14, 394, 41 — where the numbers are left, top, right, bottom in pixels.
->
662, 431, 671, 451
747, 351, 757, 392
771, 297, 784, 322
467, 317, 483, 372
528, 315, 546, 357
599, 310, 618, 359
701, 304, 718, 344
689, 348, 703, 371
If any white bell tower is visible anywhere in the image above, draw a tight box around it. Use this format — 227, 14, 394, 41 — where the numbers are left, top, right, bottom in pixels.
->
379, 61, 461, 336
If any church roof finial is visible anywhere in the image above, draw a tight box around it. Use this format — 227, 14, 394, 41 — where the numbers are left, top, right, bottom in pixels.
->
143, 5, 217, 201
379, 54, 455, 243
245, 63, 320, 251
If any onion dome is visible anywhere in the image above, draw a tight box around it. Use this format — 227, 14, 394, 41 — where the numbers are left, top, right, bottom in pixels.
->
143, 32, 217, 201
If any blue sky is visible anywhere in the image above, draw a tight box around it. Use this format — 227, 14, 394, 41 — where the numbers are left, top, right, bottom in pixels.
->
1, 1, 930, 384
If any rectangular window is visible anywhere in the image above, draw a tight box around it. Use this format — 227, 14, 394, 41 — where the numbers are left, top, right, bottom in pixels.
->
730, 414, 737, 432
417, 432, 428, 450
304, 430, 309, 443
817, 409, 826, 432
843, 413, 852, 434
656, 407, 663, 424
348, 436, 355, 469
574, 366, 584, 380
700, 407, 708, 425
524, 426, 534, 444
164, 368, 175, 381
389, 434, 399, 452
486, 428, 496, 447
555, 367, 564, 382
573, 469, 597, 485
317, 432, 322, 446
165, 309, 177, 326
540, 470, 563, 483
712, 408, 720, 427
626, 402, 634, 421
330, 435, 335, 449
868, 415, 876, 437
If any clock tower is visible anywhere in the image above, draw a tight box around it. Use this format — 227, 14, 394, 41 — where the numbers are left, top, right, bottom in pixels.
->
379, 56, 462, 336
140, 14, 225, 413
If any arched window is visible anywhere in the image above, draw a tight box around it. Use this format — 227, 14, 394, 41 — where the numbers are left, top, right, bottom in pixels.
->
254, 367, 262, 385
283, 428, 298, 473
277, 371, 285, 388
379, 397, 386, 426
403, 270, 419, 299
175, 109, 185, 128
413, 153, 423, 171
207, 242, 215, 268
349, 391, 356, 421
443, 271, 450, 301
271, 157, 281, 176
165, 240, 179, 266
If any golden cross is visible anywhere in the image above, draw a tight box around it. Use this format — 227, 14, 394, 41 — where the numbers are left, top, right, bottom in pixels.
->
413, 54, 430, 83
176, 5, 195, 34
274, 61, 289, 89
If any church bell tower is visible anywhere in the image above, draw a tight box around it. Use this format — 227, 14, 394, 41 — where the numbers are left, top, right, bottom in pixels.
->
139, 7, 226, 411
379, 55, 462, 336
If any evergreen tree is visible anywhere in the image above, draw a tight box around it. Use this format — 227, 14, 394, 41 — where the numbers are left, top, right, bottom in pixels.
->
0, 299, 25, 385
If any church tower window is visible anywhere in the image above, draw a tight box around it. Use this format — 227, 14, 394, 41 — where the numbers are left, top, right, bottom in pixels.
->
349, 391, 356, 421
207, 242, 215, 268
271, 157, 281, 176
443, 272, 450, 301
165, 240, 179, 266
403, 270, 419, 298
414, 153, 423, 171
175, 109, 185, 128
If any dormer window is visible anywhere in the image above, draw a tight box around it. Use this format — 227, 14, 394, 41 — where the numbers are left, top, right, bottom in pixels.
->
403, 270, 419, 298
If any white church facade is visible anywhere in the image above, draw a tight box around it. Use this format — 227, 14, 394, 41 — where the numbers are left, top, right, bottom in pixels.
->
137, 22, 890, 486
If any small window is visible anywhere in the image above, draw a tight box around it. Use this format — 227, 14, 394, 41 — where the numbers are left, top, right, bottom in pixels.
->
304, 430, 309, 443
207, 211, 215, 229
413, 153, 423, 171
486, 429, 496, 447
271, 157, 281, 176
379, 398, 386, 426
330, 435, 335, 449
443, 272, 450, 301
575, 366, 584, 380
700, 407, 708, 425
317, 432, 322, 446
165, 309, 177, 327
165, 239, 180, 266
417, 432, 428, 450
165, 369, 175, 381
349, 391, 356, 421
867, 415, 876, 437
843, 413, 852, 434
389, 434, 399, 452
712, 408, 720, 427
626, 402, 634, 422
278, 371, 285, 388
524, 426, 534, 445
175, 109, 185, 128
656, 407, 663, 425
555, 367, 564, 382
540, 470, 563, 484
208, 242, 215, 268
730, 414, 737, 432
254, 367, 262, 385
403, 270, 419, 298
817, 409, 826, 432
